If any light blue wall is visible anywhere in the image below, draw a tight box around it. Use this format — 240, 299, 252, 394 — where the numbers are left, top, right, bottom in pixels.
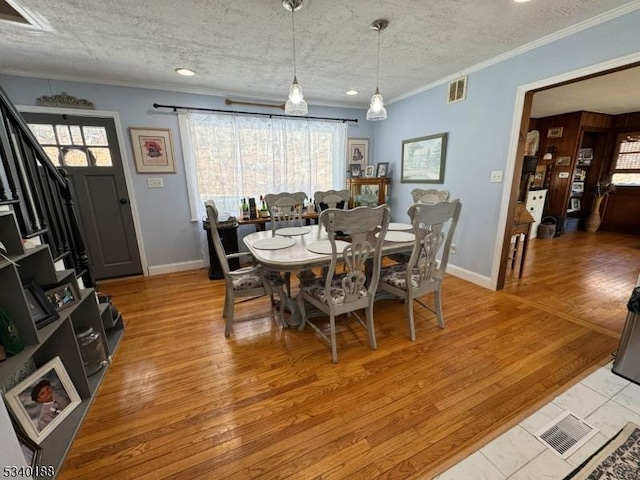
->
375, 9, 640, 281
2, 9, 639, 281
0, 77, 372, 270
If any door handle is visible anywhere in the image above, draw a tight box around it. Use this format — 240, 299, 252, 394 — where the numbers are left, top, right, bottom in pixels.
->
120, 198, 128, 205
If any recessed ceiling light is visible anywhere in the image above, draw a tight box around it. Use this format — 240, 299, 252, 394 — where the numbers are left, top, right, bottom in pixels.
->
346, 90, 359, 96
175, 68, 195, 76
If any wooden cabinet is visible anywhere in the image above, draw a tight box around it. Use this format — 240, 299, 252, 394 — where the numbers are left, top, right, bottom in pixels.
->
346, 177, 391, 208
0, 211, 123, 478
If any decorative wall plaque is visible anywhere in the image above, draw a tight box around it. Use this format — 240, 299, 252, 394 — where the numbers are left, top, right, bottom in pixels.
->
36, 92, 95, 109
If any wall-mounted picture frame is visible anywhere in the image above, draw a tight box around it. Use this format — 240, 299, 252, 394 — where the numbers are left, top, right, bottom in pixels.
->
572, 182, 584, 193
401, 132, 448, 184
4, 356, 81, 444
129, 127, 176, 173
547, 127, 564, 138
556, 156, 571, 166
376, 162, 389, 178
23, 281, 59, 329
43, 281, 81, 312
364, 165, 375, 178
347, 138, 369, 166
349, 163, 362, 178
570, 198, 581, 211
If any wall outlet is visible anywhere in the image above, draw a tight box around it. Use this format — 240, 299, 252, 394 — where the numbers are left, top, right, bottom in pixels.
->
490, 170, 503, 183
450, 243, 457, 254
147, 178, 164, 188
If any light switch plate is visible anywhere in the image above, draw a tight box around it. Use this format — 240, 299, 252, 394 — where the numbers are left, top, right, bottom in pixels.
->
490, 170, 503, 183
147, 178, 164, 188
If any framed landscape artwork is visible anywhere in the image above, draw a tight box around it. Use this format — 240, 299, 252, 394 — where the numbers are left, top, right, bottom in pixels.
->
401, 132, 448, 184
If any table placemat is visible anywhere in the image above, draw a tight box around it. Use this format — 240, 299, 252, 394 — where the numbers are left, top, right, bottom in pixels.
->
376, 231, 415, 242
387, 222, 413, 231
275, 226, 311, 236
306, 240, 350, 255
252, 237, 296, 250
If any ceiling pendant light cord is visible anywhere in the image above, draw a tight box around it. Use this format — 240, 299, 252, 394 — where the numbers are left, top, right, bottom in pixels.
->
375, 27, 381, 91
291, 7, 297, 78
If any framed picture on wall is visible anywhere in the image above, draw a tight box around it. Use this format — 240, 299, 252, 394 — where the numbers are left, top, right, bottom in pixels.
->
347, 138, 369, 166
547, 127, 564, 138
129, 127, 176, 173
401, 132, 448, 184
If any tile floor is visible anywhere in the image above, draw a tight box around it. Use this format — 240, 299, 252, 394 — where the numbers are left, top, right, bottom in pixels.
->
433, 362, 640, 479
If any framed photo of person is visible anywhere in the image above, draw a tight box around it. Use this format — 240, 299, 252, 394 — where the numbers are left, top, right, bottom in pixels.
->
364, 165, 375, 178
349, 163, 362, 178
22, 281, 59, 329
376, 162, 389, 178
43, 281, 81, 312
4, 356, 81, 444
347, 138, 369, 166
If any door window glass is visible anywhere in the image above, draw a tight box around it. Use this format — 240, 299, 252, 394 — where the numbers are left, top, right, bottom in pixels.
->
90, 148, 113, 166
63, 148, 89, 167
28, 123, 113, 167
29, 124, 55, 144
83, 126, 108, 146
70, 125, 84, 145
56, 125, 72, 145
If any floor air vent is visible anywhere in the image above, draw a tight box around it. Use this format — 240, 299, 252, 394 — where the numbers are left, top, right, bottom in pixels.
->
534, 411, 598, 459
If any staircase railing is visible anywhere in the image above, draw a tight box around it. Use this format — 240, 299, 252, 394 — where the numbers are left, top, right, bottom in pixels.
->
0, 85, 94, 288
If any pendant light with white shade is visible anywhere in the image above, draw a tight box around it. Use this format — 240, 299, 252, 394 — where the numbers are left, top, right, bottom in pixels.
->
366, 19, 389, 121
283, 0, 308, 116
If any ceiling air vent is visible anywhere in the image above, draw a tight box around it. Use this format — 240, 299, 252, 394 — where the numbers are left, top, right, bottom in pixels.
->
534, 410, 598, 459
447, 76, 467, 104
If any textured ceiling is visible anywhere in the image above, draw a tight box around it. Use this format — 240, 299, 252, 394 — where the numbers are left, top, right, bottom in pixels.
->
0, 0, 637, 109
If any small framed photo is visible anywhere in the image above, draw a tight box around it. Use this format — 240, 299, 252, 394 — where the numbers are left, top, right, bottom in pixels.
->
349, 163, 362, 177
547, 127, 564, 138
43, 281, 80, 312
129, 127, 176, 173
401, 132, 448, 183
4, 356, 81, 444
23, 281, 59, 329
572, 182, 584, 193
16, 429, 41, 469
578, 148, 593, 160
376, 162, 389, 178
347, 138, 369, 166
570, 198, 581, 211
364, 165, 375, 178
556, 156, 571, 166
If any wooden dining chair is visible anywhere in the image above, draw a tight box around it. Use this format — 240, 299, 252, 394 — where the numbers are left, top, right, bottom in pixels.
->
297, 205, 390, 363
378, 199, 462, 341
411, 188, 450, 204
205, 200, 287, 337
314, 189, 351, 212
264, 192, 308, 235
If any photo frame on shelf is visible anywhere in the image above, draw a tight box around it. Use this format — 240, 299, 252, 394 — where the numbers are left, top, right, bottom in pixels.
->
572, 182, 584, 193
401, 132, 448, 184
376, 162, 389, 178
575, 168, 587, 181
4, 356, 81, 444
15, 428, 41, 469
578, 148, 593, 165
570, 198, 581, 211
22, 281, 59, 329
547, 127, 564, 138
364, 165, 375, 178
43, 281, 81, 312
347, 138, 369, 166
129, 127, 176, 173
349, 163, 362, 178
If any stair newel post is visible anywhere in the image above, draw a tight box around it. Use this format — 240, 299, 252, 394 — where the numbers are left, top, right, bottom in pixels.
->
58, 168, 95, 288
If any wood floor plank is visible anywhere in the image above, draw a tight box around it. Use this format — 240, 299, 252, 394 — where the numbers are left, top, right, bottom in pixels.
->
57, 230, 637, 479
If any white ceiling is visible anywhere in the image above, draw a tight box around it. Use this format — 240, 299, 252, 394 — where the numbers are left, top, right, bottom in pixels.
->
0, 0, 638, 112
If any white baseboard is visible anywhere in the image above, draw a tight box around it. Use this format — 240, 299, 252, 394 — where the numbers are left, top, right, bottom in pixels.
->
447, 264, 493, 290
147, 259, 207, 276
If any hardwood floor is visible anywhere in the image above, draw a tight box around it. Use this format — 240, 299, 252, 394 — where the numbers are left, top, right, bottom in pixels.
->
58, 231, 639, 480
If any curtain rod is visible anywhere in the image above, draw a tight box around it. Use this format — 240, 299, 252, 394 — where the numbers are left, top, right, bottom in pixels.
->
153, 103, 358, 123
